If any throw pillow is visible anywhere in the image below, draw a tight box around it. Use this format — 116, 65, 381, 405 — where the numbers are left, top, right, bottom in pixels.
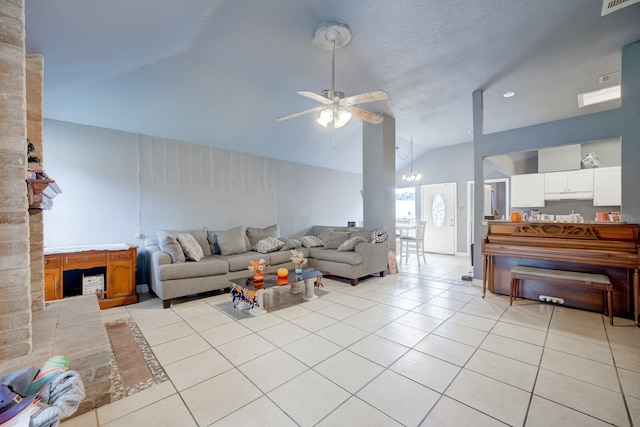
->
246, 224, 280, 248
323, 231, 351, 249
216, 226, 249, 256
370, 229, 389, 243
254, 237, 285, 254
177, 233, 204, 261
162, 228, 211, 257
337, 236, 366, 252
157, 232, 186, 263
278, 236, 298, 250
300, 235, 324, 248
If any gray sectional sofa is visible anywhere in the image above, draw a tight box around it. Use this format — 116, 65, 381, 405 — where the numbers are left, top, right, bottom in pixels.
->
145, 224, 388, 308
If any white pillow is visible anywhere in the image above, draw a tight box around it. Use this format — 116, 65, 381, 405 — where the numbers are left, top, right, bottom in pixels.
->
177, 233, 204, 261
254, 237, 285, 254
301, 235, 323, 248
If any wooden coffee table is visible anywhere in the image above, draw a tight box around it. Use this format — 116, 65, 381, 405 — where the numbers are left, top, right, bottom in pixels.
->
229, 270, 322, 316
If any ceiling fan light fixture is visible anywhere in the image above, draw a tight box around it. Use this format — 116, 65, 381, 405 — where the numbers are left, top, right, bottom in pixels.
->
334, 109, 352, 128
317, 108, 333, 127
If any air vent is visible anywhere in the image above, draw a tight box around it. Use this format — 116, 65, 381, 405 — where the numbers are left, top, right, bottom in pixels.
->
601, 0, 640, 16
599, 71, 620, 84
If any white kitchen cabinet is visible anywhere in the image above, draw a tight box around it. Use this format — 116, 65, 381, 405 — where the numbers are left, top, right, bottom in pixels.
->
511, 173, 545, 208
544, 169, 593, 200
593, 166, 621, 206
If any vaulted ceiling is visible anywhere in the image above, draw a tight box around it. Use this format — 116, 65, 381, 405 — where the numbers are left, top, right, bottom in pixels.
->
25, 0, 640, 173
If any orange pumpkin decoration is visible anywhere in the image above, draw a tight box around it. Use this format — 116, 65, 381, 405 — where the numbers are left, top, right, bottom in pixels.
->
276, 268, 289, 278
510, 212, 522, 222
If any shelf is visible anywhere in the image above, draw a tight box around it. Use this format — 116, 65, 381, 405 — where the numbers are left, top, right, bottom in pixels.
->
27, 178, 61, 209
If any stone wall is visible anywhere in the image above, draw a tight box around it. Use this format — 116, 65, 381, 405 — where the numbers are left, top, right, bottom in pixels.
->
0, 0, 32, 360
27, 53, 45, 312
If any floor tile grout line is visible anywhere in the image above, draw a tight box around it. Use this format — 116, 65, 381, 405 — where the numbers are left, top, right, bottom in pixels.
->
603, 315, 636, 427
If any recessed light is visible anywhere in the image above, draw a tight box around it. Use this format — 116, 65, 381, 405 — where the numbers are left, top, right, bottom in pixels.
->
577, 85, 621, 107
502, 91, 516, 98
467, 130, 474, 135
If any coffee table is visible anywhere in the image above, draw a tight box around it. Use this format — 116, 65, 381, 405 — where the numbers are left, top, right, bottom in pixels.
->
229, 269, 321, 316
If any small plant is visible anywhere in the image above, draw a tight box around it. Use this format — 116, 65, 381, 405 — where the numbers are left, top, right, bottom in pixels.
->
27, 139, 40, 164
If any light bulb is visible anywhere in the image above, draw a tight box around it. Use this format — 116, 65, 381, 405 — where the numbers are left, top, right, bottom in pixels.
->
334, 109, 352, 128
317, 109, 333, 127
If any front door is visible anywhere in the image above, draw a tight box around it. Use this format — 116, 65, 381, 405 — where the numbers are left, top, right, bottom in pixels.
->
421, 182, 456, 255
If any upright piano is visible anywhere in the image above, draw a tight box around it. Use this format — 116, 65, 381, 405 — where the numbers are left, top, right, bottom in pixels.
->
481, 221, 639, 324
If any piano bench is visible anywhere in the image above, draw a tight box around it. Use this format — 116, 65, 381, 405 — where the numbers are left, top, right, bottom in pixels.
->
510, 266, 613, 325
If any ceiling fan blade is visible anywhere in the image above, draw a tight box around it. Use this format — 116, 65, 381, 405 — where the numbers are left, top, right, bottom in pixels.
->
296, 90, 332, 105
351, 107, 384, 124
277, 105, 326, 122
343, 90, 388, 105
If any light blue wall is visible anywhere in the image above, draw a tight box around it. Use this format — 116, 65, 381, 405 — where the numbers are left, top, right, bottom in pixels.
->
396, 142, 474, 254
43, 120, 364, 248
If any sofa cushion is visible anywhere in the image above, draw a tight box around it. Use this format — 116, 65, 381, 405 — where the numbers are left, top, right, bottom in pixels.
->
216, 252, 266, 272
255, 237, 285, 254
315, 249, 363, 266
301, 235, 323, 248
349, 230, 373, 241
337, 236, 366, 252
213, 226, 248, 256
157, 231, 186, 263
306, 246, 326, 259
246, 224, 280, 248
323, 231, 351, 249
269, 249, 298, 265
177, 233, 204, 261
158, 256, 228, 281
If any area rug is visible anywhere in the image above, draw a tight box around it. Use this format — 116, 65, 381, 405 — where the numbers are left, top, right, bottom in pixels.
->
105, 319, 168, 402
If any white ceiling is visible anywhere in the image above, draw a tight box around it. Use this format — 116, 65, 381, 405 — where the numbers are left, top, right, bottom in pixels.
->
25, 0, 640, 174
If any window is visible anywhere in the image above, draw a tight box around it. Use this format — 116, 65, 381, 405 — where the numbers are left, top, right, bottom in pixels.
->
396, 187, 416, 223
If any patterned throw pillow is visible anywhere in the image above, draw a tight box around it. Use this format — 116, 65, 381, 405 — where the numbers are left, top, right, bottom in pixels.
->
177, 233, 204, 261
370, 229, 388, 243
254, 237, 285, 254
300, 235, 324, 248
323, 231, 351, 249
337, 236, 366, 252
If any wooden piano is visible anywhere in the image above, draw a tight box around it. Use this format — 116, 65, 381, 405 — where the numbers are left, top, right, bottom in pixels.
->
481, 221, 639, 324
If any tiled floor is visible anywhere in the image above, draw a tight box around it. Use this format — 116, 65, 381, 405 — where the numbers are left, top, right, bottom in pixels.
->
62, 254, 640, 426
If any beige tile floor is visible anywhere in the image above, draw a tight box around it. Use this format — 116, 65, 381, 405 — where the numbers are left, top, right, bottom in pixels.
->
62, 254, 640, 426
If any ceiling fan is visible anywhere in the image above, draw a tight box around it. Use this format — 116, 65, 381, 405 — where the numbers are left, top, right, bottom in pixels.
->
277, 22, 388, 129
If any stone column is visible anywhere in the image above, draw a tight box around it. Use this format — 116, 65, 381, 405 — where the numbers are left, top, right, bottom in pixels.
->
27, 54, 45, 312
0, 0, 32, 360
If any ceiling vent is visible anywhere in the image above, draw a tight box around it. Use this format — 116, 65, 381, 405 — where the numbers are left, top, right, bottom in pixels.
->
601, 0, 640, 16
599, 71, 620, 84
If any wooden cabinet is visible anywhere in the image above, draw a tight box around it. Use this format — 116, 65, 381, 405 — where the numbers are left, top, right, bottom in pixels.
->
511, 173, 545, 208
544, 169, 593, 200
43, 245, 138, 309
44, 255, 62, 300
593, 166, 621, 206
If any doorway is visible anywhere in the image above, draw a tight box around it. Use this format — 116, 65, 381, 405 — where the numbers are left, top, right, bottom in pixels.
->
421, 182, 456, 255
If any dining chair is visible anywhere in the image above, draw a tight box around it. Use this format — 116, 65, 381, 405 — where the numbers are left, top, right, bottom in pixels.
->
400, 220, 427, 264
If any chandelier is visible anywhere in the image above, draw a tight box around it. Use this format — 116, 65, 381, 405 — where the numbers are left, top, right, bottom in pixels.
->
398, 138, 422, 182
